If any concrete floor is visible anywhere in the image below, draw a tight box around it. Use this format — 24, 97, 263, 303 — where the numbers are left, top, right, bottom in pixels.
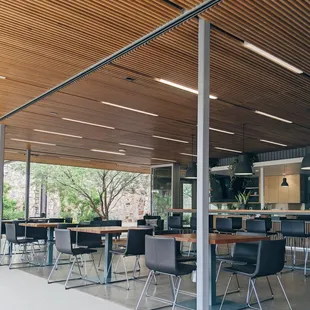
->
0, 244, 308, 309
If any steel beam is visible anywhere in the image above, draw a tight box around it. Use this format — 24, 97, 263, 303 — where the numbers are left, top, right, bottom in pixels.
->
0, 0, 222, 121
0, 125, 5, 241
197, 19, 211, 309
25, 149, 31, 219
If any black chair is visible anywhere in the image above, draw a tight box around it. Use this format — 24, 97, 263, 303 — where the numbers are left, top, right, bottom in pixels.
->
4, 223, 38, 269
190, 216, 196, 232
136, 235, 196, 310
48, 218, 65, 223
247, 219, 277, 238
137, 215, 164, 231
155, 230, 196, 263
281, 220, 310, 275
219, 239, 292, 310
168, 216, 184, 231
216, 232, 266, 284
229, 217, 243, 230
48, 228, 101, 289
93, 217, 102, 222
216, 218, 239, 234
65, 217, 73, 223
106, 228, 153, 289
56, 223, 78, 244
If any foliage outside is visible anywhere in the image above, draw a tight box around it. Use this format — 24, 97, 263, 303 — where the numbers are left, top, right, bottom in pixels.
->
3, 184, 23, 219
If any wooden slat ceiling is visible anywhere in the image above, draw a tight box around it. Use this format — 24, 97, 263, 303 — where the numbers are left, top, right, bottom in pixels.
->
1, 0, 310, 172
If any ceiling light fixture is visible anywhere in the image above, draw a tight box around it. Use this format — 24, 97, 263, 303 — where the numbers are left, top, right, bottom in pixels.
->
62, 118, 115, 129
153, 135, 189, 144
243, 42, 303, 74
210, 127, 234, 135
119, 143, 154, 150
151, 157, 176, 163
119, 149, 126, 153
0, 76, 6, 79
154, 78, 217, 99
34, 129, 82, 139
281, 166, 289, 187
254, 111, 292, 124
235, 124, 253, 176
215, 147, 242, 153
301, 146, 310, 170
260, 139, 287, 147
11, 138, 56, 146
101, 101, 158, 117
90, 149, 125, 156
180, 152, 197, 157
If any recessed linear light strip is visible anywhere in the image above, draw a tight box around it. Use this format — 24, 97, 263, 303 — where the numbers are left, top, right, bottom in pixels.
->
101, 101, 158, 117
0, 76, 6, 80
34, 129, 82, 139
119, 143, 154, 150
243, 42, 303, 74
254, 111, 292, 124
260, 139, 287, 147
91, 149, 125, 156
180, 153, 197, 157
152, 135, 189, 144
11, 138, 56, 146
209, 127, 234, 135
62, 118, 115, 130
154, 78, 218, 99
151, 157, 176, 162
215, 146, 242, 153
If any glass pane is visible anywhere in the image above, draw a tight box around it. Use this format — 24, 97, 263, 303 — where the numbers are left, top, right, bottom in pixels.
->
183, 183, 193, 209
151, 166, 172, 224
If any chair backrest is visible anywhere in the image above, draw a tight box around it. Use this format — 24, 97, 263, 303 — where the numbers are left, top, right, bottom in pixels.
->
57, 224, 78, 243
254, 239, 286, 277
93, 217, 102, 222
55, 229, 73, 255
168, 216, 182, 229
13, 220, 26, 237
26, 227, 47, 240
144, 215, 161, 220
216, 218, 233, 233
281, 220, 305, 237
5, 223, 18, 243
261, 217, 272, 231
77, 224, 102, 247
48, 218, 65, 223
65, 217, 73, 223
145, 235, 178, 274
154, 230, 182, 255
190, 217, 197, 231
229, 217, 242, 230
233, 232, 266, 264
125, 228, 153, 256
246, 219, 267, 233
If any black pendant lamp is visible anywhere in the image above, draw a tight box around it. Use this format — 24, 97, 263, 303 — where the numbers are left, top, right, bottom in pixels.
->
281, 166, 289, 187
185, 134, 197, 179
301, 146, 310, 171
235, 124, 253, 176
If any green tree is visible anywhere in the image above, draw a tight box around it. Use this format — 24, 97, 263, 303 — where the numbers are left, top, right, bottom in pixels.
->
3, 183, 23, 219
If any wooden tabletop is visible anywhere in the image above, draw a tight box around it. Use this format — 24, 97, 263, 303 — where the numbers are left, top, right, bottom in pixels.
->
69, 226, 151, 234
19, 223, 64, 228
158, 233, 268, 244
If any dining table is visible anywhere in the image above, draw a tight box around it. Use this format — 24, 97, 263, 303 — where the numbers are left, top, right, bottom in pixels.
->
158, 233, 269, 309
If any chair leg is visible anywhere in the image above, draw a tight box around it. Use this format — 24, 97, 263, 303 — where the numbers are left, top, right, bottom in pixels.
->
121, 256, 130, 290
276, 275, 293, 310
235, 274, 240, 292
98, 247, 104, 268
246, 278, 251, 304
135, 270, 154, 310
305, 238, 309, 276
169, 275, 176, 299
172, 276, 181, 310
133, 255, 140, 278
91, 253, 101, 284
266, 276, 274, 298
65, 256, 77, 289
0, 240, 7, 265
251, 279, 263, 310
219, 274, 233, 310
113, 254, 121, 274
216, 261, 223, 282
105, 253, 114, 283
48, 252, 61, 283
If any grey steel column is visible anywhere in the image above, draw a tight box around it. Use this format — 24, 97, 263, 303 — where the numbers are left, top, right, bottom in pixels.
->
197, 19, 211, 309
260, 167, 265, 209
24, 149, 31, 219
0, 125, 5, 241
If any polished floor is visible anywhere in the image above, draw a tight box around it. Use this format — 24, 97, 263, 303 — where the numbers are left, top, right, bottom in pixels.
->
1, 243, 308, 309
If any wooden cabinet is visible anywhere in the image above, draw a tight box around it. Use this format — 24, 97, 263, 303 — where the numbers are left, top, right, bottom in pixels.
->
264, 175, 300, 203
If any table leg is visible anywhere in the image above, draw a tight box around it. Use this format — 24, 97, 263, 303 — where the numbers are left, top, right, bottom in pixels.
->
210, 244, 217, 306
104, 233, 112, 282
47, 227, 54, 265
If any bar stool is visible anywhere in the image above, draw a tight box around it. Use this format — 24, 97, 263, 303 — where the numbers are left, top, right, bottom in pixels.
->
281, 220, 310, 275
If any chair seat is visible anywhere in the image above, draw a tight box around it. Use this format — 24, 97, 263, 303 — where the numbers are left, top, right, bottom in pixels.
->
177, 254, 196, 263
110, 248, 126, 255
72, 247, 97, 256
217, 255, 253, 265
223, 264, 256, 277
79, 241, 105, 249
16, 237, 34, 244
283, 233, 310, 238
176, 263, 196, 276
